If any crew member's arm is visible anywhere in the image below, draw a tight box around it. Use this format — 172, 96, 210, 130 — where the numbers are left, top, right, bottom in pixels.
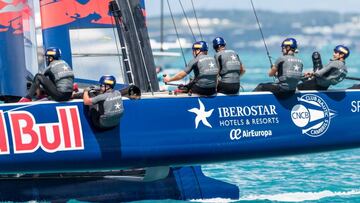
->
269, 57, 283, 77
240, 64, 246, 76
215, 54, 222, 72
84, 91, 105, 106
43, 66, 51, 76
268, 65, 278, 76
83, 89, 92, 105
163, 71, 187, 83
314, 62, 334, 77
236, 55, 246, 76
163, 59, 196, 83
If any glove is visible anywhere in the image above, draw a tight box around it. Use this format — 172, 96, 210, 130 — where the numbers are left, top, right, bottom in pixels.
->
86, 85, 100, 91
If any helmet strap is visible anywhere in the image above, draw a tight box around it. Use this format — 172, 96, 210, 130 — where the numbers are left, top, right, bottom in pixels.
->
194, 49, 201, 57
339, 53, 345, 60
106, 84, 114, 92
46, 56, 54, 66
218, 46, 225, 52
283, 46, 294, 55
105, 85, 110, 92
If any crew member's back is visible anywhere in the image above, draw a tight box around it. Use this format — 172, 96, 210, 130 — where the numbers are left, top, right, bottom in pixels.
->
253, 38, 303, 97
213, 37, 245, 95
163, 41, 218, 96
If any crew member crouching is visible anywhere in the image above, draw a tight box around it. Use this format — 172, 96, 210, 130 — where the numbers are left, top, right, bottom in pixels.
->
83, 75, 124, 130
19, 47, 74, 102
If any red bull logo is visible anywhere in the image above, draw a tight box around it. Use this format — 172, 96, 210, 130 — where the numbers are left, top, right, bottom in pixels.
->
40, 0, 113, 29
0, 106, 84, 155
0, 0, 32, 34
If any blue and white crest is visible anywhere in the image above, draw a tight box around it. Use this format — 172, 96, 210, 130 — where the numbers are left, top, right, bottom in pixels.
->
291, 94, 336, 137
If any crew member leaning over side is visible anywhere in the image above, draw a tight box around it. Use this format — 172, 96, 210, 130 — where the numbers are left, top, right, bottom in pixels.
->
163, 41, 218, 96
213, 37, 245, 95
298, 45, 349, 90
19, 47, 74, 102
83, 75, 124, 130
254, 38, 303, 96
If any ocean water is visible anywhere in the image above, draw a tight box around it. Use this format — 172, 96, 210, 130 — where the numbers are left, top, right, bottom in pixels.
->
149, 50, 360, 203
200, 148, 360, 203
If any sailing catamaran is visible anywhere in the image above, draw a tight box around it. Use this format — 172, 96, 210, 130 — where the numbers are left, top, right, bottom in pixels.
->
0, 0, 359, 201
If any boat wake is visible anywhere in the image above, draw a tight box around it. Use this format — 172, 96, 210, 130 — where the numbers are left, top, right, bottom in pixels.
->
240, 189, 360, 202
191, 189, 360, 202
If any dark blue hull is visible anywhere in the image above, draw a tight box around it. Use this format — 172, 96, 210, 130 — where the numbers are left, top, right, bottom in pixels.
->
0, 90, 359, 201
0, 90, 359, 173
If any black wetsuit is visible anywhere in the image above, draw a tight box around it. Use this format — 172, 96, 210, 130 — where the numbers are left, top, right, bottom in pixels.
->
26, 60, 74, 101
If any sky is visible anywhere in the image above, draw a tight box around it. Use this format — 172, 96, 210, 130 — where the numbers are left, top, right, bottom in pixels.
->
145, 0, 360, 17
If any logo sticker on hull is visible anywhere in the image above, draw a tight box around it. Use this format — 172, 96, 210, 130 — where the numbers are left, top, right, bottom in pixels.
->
291, 94, 336, 137
0, 106, 84, 155
188, 99, 276, 142
188, 99, 214, 129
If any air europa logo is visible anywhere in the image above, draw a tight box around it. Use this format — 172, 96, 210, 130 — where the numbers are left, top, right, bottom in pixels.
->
0, 106, 84, 155
291, 94, 336, 137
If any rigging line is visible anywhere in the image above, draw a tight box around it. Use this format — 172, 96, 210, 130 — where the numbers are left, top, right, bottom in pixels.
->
240, 85, 245, 92
345, 76, 360, 81
125, 0, 154, 94
190, 0, 203, 41
166, 0, 187, 67
178, 0, 197, 42
250, 0, 273, 66
160, 0, 164, 51
110, 16, 127, 84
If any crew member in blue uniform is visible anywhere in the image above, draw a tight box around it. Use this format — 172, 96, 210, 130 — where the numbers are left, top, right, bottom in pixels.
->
254, 38, 303, 96
213, 37, 245, 95
83, 75, 124, 130
19, 47, 74, 102
298, 45, 349, 90
163, 41, 218, 96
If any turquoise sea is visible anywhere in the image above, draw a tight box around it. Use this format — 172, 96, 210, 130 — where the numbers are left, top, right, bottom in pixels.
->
150, 49, 360, 203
